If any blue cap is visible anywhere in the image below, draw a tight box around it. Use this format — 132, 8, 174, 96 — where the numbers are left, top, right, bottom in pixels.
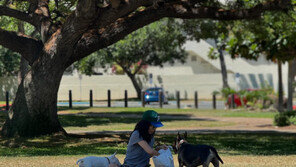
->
142, 110, 163, 128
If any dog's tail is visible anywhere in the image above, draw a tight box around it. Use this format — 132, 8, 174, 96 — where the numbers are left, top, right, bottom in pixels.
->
210, 147, 224, 164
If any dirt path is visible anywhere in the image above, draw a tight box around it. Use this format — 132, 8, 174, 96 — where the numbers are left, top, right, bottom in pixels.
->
163, 116, 296, 134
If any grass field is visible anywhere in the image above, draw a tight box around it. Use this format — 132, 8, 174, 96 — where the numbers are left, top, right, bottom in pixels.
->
57, 107, 274, 132
60, 114, 235, 132
0, 107, 294, 166
0, 133, 295, 166
58, 107, 277, 118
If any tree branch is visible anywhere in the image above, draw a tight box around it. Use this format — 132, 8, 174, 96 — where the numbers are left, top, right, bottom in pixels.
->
0, 6, 41, 27
34, 0, 52, 42
133, 62, 144, 75
94, 0, 156, 29
115, 60, 129, 74
166, 0, 291, 20
70, 6, 164, 66
119, 62, 133, 77
69, 0, 291, 66
0, 28, 43, 65
57, 0, 99, 53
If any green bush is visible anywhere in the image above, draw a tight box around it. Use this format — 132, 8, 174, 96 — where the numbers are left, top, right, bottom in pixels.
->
273, 111, 296, 126
220, 87, 275, 109
283, 111, 296, 117
284, 111, 296, 125
274, 113, 290, 126
290, 116, 296, 125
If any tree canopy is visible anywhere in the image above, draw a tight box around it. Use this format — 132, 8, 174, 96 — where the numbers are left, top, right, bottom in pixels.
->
224, 10, 296, 112
76, 19, 187, 98
227, 11, 296, 61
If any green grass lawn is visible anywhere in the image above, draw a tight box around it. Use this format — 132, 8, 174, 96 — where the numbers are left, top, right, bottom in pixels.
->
57, 107, 275, 132
58, 107, 277, 118
0, 133, 295, 156
0, 133, 295, 166
0, 107, 275, 134
60, 114, 235, 132
0, 107, 294, 166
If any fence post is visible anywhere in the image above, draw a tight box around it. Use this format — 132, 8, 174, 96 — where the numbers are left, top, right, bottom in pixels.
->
141, 91, 145, 107
90, 90, 93, 107
213, 94, 216, 109
176, 91, 180, 109
194, 91, 198, 109
231, 94, 235, 109
6, 91, 9, 111
108, 89, 111, 107
69, 90, 72, 108
125, 90, 128, 108
159, 90, 163, 108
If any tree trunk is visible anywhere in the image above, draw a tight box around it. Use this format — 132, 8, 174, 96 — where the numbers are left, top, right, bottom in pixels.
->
287, 58, 296, 111
1, 57, 66, 137
17, 21, 29, 84
18, 57, 29, 84
278, 60, 284, 112
218, 47, 229, 88
126, 72, 142, 99
215, 39, 229, 88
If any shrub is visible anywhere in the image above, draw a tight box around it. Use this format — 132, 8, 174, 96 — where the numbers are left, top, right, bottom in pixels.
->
274, 113, 290, 126
220, 86, 275, 109
273, 111, 296, 126
284, 111, 296, 117
290, 116, 296, 125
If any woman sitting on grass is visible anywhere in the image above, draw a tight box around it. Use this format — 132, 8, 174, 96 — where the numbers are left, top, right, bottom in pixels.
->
114, 110, 167, 167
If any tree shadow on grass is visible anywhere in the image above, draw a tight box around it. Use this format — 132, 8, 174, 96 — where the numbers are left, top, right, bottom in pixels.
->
59, 111, 214, 128
0, 133, 295, 157
0, 133, 130, 156
58, 106, 92, 111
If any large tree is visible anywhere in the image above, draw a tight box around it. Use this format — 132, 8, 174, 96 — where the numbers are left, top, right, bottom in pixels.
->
227, 10, 296, 112
0, 0, 291, 137
76, 19, 187, 99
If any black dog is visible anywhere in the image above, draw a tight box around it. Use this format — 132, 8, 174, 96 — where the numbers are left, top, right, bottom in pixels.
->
173, 132, 223, 167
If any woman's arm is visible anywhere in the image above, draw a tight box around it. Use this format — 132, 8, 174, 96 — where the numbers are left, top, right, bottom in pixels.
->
138, 140, 160, 157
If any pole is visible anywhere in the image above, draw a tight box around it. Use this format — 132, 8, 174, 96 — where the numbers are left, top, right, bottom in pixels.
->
213, 94, 216, 109
194, 91, 198, 109
159, 90, 163, 108
5, 91, 9, 111
90, 90, 93, 107
142, 91, 145, 107
176, 91, 180, 109
125, 90, 128, 108
108, 89, 111, 107
69, 90, 72, 108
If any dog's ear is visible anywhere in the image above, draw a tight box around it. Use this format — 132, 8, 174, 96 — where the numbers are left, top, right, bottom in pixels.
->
177, 132, 181, 141
112, 151, 117, 156
184, 131, 187, 140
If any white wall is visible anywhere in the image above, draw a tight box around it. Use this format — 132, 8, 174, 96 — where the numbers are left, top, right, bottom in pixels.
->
57, 73, 235, 101
0, 71, 285, 101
